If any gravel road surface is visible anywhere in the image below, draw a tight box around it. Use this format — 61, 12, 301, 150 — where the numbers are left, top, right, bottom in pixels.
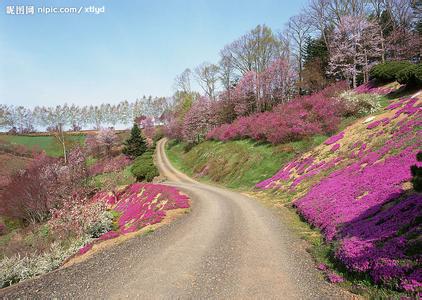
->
0, 138, 355, 299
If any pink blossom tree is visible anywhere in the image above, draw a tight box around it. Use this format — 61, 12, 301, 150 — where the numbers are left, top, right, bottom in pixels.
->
96, 128, 118, 157
260, 58, 296, 110
232, 71, 258, 117
328, 15, 383, 88
182, 97, 214, 143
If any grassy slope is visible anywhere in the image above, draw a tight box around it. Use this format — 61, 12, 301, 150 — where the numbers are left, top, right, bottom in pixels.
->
166, 136, 327, 189
0, 135, 85, 157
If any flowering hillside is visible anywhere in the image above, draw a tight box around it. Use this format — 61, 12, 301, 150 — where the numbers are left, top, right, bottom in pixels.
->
256, 94, 421, 292
87, 183, 190, 244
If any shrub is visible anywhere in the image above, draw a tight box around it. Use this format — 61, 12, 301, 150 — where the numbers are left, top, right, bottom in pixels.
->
338, 91, 381, 117
130, 152, 158, 182
370, 61, 413, 82
411, 151, 422, 192
89, 154, 132, 176
0, 154, 58, 223
152, 126, 165, 142
396, 64, 422, 86
207, 83, 345, 145
49, 196, 108, 239
0, 236, 92, 288
122, 124, 147, 159
85, 210, 114, 238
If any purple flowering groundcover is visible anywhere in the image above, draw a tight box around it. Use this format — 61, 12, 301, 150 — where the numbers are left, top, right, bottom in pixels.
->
257, 96, 422, 292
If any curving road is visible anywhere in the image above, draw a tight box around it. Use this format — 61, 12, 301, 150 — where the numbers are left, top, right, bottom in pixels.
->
0, 139, 353, 299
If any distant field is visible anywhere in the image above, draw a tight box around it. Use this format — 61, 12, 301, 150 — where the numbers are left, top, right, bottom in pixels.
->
0, 135, 86, 157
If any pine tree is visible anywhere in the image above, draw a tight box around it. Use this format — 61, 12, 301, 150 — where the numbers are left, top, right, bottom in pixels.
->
411, 152, 422, 192
122, 123, 147, 158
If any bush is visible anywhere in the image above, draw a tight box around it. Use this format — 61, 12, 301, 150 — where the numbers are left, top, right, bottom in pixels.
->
396, 64, 422, 86
152, 126, 165, 142
0, 236, 92, 288
207, 83, 345, 145
370, 61, 413, 82
49, 198, 108, 239
85, 211, 114, 238
130, 152, 158, 182
338, 91, 381, 117
0, 154, 57, 223
88, 155, 132, 176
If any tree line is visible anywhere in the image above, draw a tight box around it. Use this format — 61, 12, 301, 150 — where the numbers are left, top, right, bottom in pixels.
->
0, 96, 171, 133
165, 0, 421, 142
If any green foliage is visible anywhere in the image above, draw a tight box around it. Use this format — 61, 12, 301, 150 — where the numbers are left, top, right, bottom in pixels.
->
304, 36, 329, 67
370, 61, 413, 83
86, 211, 114, 238
122, 124, 147, 159
3, 218, 22, 231
152, 126, 165, 142
396, 64, 422, 86
166, 137, 327, 189
88, 166, 135, 190
410, 151, 422, 192
130, 151, 159, 182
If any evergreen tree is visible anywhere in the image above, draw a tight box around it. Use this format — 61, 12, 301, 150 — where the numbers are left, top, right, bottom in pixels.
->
122, 123, 147, 158
411, 152, 422, 192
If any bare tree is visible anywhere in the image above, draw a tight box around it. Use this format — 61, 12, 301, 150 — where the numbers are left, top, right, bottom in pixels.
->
286, 14, 312, 93
174, 68, 192, 93
194, 62, 220, 100
0, 105, 12, 130
222, 25, 280, 75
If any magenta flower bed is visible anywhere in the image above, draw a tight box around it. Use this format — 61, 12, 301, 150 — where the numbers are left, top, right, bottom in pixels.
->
327, 273, 344, 283
98, 230, 120, 241
78, 183, 190, 255
94, 183, 190, 234
324, 131, 344, 145
367, 120, 382, 129
257, 97, 422, 291
354, 82, 395, 95
78, 243, 93, 255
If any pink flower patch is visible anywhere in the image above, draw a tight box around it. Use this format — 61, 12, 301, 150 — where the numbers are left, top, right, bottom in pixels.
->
330, 143, 340, 152
324, 132, 344, 145
99, 230, 120, 241
367, 120, 381, 129
78, 243, 93, 255
327, 273, 344, 283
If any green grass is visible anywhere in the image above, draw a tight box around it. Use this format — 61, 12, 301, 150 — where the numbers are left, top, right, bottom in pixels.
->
0, 135, 85, 157
166, 136, 327, 190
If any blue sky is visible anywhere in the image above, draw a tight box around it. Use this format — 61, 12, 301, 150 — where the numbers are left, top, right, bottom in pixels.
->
0, 0, 307, 107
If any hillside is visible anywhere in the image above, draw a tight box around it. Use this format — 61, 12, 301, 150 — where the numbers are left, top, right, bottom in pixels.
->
166, 89, 421, 295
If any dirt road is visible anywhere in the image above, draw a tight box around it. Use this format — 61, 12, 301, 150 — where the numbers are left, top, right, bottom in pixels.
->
0, 139, 352, 299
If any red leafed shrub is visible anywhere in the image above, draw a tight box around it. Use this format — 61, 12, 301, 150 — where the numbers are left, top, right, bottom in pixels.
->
0, 153, 57, 223
0, 148, 89, 223
89, 155, 132, 176
208, 83, 345, 144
